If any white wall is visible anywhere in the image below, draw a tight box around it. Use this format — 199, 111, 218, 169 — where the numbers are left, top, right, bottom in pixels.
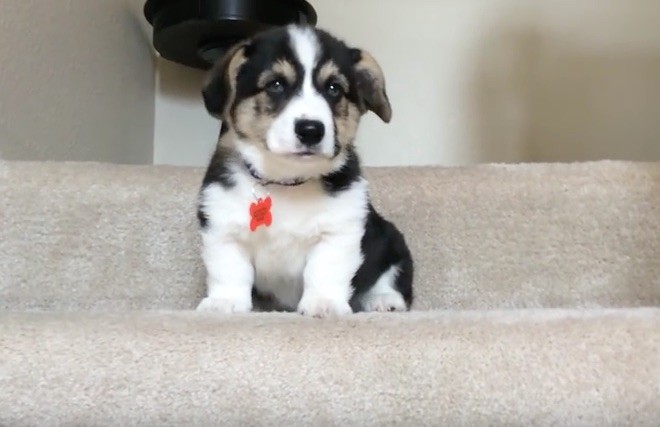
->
153, 0, 660, 167
153, 60, 219, 167
0, 1, 658, 166
0, 0, 155, 164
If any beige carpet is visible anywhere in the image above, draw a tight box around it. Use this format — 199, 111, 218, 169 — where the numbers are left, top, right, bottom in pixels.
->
1, 160, 659, 311
2, 309, 659, 426
1, 159, 659, 426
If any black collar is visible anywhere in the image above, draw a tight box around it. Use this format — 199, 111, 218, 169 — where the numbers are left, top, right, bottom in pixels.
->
244, 161, 309, 187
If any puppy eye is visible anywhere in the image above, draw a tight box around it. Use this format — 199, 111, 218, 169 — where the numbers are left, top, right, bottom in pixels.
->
265, 78, 286, 95
326, 81, 344, 99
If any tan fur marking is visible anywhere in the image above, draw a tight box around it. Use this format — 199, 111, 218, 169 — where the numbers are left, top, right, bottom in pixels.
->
203, 41, 249, 119
258, 60, 297, 87
257, 71, 275, 88
233, 92, 277, 147
355, 52, 384, 91
334, 101, 361, 148
272, 60, 297, 84
317, 62, 349, 91
318, 62, 361, 149
354, 50, 392, 123
224, 48, 247, 116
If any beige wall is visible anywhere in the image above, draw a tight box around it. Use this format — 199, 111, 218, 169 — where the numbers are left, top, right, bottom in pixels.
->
153, 59, 216, 167
154, 0, 660, 167
0, 0, 155, 164
0, 1, 657, 166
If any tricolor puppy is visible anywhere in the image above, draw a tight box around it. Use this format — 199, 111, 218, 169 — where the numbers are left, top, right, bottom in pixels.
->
196, 24, 413, 317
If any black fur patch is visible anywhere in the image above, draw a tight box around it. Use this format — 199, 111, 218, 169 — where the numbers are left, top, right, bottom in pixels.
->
332, 122, 341, 157
201, 145, 235, 189
219, 121, 230, 136
197, 209, 208, 229
197, 143, 236, 229
321, 146, 361, 194
349, 205, 414, 311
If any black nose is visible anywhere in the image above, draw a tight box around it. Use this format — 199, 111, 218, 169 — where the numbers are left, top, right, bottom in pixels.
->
295, 119, 325, 146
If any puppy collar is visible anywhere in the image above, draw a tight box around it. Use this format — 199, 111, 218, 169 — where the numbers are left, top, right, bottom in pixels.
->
244, 161, 309, 187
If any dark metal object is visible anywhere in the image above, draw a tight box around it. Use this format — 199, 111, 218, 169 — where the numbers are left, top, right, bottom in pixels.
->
144, 0, 318, 69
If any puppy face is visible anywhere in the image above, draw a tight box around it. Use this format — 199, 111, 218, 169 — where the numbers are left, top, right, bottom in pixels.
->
202, 25, 391, 174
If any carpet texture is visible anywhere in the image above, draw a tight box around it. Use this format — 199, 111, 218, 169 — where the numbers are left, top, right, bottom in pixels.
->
1, 160, 659, 311
1, 159, 660, 426
1, 309, 659, 426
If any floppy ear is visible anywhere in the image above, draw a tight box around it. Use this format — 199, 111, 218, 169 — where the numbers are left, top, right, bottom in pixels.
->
202, 41, 250, 119
351, 49, 392, 123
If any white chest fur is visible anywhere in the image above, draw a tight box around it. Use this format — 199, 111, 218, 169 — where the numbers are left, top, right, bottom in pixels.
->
200, 174, 369, 310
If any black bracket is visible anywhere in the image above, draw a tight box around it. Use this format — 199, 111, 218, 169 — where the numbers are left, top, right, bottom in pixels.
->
144, 0, 318, 70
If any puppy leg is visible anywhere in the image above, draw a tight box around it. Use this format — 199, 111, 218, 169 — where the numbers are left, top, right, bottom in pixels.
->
359, 265, 407, 312
298, 233, 361, 318
197, 236, 254, 314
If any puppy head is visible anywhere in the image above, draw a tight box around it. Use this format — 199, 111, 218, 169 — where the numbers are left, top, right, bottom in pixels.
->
202, 25, 391, 177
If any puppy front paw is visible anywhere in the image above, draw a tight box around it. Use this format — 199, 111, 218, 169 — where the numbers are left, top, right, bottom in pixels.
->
362, 292, 407, 312
196, 296, 252, 314
297, 295, 352, 318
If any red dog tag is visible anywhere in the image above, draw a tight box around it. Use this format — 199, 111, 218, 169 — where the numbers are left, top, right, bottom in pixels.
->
249, 196, 273, 232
